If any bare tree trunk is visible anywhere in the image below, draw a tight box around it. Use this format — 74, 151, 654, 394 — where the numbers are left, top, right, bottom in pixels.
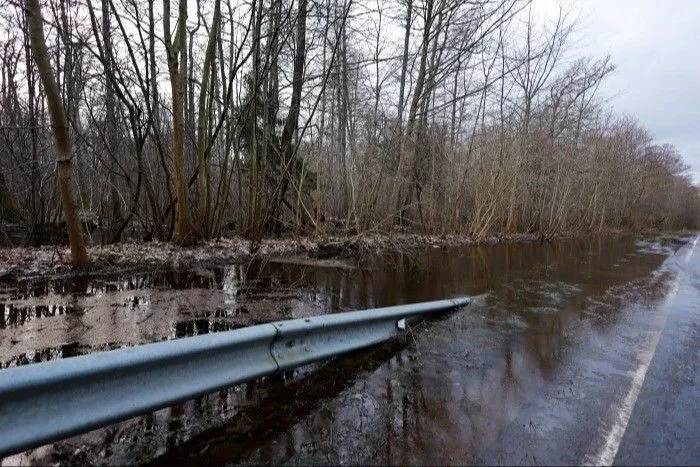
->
102, 0, 121, 241
281, 0, 307, 153
397, 0, 412, 128
26, 0, 89, 266
164, 0, 192, 245
194, 0, 221, 238
21, 8, 41, 226
269, 0, 307, 230
0, 171, 21, 222
395, 0, 433, 224
339, 9, 350, 215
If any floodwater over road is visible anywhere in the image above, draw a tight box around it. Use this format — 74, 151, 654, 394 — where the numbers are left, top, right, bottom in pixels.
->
1, 235, 698, 465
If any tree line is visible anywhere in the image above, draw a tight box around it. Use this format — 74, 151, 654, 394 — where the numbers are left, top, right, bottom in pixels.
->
0, 0, 698, 264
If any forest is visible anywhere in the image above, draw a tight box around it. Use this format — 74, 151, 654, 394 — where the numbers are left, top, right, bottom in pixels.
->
0, 0, 698, 265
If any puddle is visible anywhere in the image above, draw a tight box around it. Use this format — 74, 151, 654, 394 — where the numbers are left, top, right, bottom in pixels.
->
0, 235, 679, 465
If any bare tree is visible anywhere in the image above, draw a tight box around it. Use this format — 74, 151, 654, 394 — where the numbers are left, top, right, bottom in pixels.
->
163, 0, 191, 245
26, 0, 89, 265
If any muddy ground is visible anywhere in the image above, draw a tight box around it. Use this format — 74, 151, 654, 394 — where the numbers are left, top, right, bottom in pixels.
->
0, 233, 551, 282
4, 228, 684, 282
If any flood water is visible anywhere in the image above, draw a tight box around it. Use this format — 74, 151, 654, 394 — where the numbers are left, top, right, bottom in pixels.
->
0, 235, 685, 465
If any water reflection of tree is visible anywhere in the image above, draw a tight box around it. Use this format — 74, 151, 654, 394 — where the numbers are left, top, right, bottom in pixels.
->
370, 341, 523, 464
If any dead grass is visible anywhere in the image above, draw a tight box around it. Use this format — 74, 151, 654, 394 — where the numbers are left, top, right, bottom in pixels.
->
0, 230, 635, 281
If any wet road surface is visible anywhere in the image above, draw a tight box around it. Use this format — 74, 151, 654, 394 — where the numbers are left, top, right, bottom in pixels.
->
612, 237, 700, 466
1, 235, 699, 465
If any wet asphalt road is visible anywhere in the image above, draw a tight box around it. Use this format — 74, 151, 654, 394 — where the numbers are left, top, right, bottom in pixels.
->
479, 236, 700, 466
614, 238, 700, 465
1, 235, 699, 465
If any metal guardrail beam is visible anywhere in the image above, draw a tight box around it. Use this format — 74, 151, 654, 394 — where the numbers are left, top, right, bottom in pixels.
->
0, 297, 469, 457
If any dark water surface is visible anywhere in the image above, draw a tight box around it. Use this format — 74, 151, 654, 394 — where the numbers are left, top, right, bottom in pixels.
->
0, 236, 687, 465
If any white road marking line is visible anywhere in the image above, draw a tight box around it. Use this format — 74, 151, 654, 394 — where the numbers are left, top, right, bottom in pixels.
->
583, 235, 699, 467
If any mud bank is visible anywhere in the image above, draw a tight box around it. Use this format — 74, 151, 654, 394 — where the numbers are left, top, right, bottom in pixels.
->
1, 229, 691, 282
0, 233, 545, 282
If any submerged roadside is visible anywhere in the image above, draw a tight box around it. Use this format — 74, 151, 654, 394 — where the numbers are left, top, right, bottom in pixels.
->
1, 234, 696, 465
147, 235, 700, 465
0, 229, 691, 282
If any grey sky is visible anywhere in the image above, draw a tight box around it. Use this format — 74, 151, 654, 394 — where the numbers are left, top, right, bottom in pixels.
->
564, 0, 700, 183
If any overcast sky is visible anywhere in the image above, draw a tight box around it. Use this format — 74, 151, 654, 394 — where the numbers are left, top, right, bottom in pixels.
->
553, 0, 700, 183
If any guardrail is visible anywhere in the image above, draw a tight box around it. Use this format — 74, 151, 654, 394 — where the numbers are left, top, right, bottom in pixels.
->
0, 297, 469, 457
